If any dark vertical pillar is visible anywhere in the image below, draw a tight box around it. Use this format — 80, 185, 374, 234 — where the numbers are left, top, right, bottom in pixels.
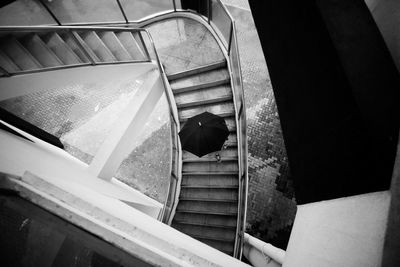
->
181, 0, 208, 16
248, 0, 400, 204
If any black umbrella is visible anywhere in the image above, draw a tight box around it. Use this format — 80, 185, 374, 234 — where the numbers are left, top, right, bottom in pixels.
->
179, 111, 229, 157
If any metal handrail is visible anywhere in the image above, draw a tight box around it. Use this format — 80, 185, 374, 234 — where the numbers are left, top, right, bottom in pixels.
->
140, 28, 182, 224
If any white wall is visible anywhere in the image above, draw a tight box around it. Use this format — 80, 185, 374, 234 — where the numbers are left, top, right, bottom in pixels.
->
283, 191, 390, 267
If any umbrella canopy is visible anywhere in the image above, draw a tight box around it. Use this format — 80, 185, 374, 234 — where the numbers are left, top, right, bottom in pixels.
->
179, 111, 229, 157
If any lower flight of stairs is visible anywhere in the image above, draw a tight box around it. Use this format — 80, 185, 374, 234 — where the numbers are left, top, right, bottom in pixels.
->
167, 60, 240, 256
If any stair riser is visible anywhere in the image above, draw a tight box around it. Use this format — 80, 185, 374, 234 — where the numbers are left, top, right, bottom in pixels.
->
172, 223, 235, 241
180, 188, 238, 201
43, 33, 82, 65
182, 147, 238, 160
174, 85, 232, 104
80, 31, 116, 62
177, 200, 238, 214
178, 102, 235, 120
182, 162, 238, 172
172, 79, 230, 94
181, 175, 239, 187
21, 34, 63, 67
173, 213, 237, 227
99, 31, 133, 61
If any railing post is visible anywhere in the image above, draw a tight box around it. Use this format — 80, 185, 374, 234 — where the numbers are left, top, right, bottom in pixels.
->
116, 0, 129, 24
38, 0, 62, 26
172, 0, 177, 12
208, 0, 211, 24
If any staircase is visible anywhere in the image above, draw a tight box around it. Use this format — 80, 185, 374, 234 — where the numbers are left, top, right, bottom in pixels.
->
0, 28, 147, 75
167, 60, 240, 256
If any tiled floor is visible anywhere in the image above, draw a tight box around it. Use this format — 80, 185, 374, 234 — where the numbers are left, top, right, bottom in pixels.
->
147, 18, 225, 75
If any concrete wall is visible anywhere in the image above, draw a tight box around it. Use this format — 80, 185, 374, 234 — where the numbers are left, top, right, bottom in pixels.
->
364, 0, 400, 72
283, 191, 390, 267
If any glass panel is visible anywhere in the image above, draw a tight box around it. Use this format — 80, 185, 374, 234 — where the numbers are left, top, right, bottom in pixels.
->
43, 0, 125, 24
119, 0, 174, 21
0, 0, 57, 26
0, 195, 151, 267
0, 68, 153, 164
210, 0, 232, 48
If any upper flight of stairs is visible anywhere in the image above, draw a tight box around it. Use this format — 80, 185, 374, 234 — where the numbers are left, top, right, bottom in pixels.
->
0, 29, 147, 76
167, 60, 240, 256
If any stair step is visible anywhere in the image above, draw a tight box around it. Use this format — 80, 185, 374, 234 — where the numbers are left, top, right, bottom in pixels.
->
177, 95, 233, 109
175, 208, 237, 217
60, 32, 91, 63
170, 68, 230, 89
182, 160, 239, 173
0, 50, 20, 72
173, 212, 237, 227
183, 157, 238, 163
177, 200, 238, 215
179, 111, 235, 123
167, 60, 227, 81
172, 78, 230, 94
20, 34, 63, 67
182, 147, 238, 160
175, 83, 232, 104
42, 33, 82, 65
172, 220, 236, 229
172, 222, 236, 241
178, 102, 235, 120
181, 177, 238, 188
182, 171, 238, 176
179, 188, 238, 201
0, 36, 42, 70
179, 197, 237, 203
99, 31, 133, 61
181, 184, 238, 189
80, 31, 116, 62
115, 31, 146, 60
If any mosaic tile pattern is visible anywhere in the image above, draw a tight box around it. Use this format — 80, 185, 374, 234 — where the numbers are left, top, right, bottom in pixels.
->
224, 2, 297, 248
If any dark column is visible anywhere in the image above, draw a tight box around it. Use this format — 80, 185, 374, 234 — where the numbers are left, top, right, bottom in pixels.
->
248, 0, 400, 204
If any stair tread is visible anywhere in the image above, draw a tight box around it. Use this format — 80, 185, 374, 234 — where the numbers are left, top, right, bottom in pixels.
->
183, 157, 238, 163
1, 35, 42, 70
0, 50, 20, 72
43, 32, 82, 65
21, 34, 64, 67
176, 95, 233, 109
179, 111, 235, 122
115, 31, 146, 60
172, 78, 230, 94
172, 220, 236, 229
99, 31, 133, 61
182, 171, 238, 176
80, 31, 116, 62
181, 184, 238, 189
179, 197, 237, 203
175, 209, 237, 216
167, 60, 227, 81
